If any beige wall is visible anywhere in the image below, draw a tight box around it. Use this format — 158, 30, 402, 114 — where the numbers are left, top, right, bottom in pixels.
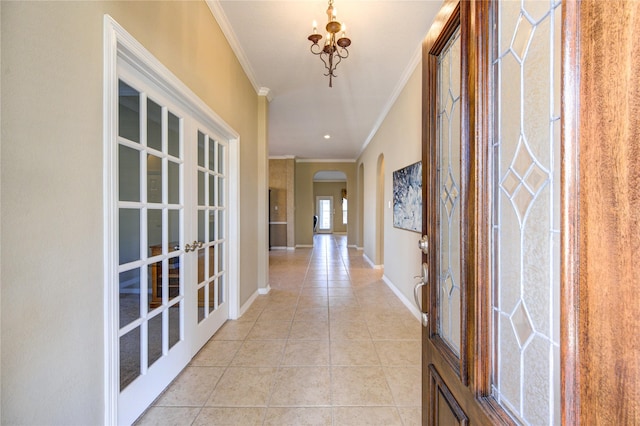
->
295, 162, 356, 246
0, 1, 264, 424
313, 181, 348, 234
357, 62, 423, 309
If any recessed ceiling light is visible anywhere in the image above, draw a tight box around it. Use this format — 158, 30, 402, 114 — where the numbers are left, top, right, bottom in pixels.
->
324, 134, 331, 139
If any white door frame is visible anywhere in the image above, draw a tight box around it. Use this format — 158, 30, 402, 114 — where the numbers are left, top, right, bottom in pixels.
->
103, 15, 240, 425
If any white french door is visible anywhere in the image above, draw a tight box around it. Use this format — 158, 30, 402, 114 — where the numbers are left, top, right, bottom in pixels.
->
116, 67, 192, 425
192, 128, 229, 350
316, 196, 333, 233
113, 62, 230, 425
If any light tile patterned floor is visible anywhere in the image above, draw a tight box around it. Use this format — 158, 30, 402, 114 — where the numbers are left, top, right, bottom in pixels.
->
136, 234, 422, 425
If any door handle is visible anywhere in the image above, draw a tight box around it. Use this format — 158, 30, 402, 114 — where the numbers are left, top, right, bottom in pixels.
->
184, 241, 204, 253
418, 235, 428, 255
414, 262, 429, 327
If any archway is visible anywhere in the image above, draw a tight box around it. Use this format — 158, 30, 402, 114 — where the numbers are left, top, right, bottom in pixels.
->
313, 170, 348, 236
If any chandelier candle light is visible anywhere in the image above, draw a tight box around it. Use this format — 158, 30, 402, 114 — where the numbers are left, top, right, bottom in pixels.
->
307, 0, 351, 87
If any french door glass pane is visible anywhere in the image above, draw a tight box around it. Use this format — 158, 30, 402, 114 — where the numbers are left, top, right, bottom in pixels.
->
437, 27, 462, 356
168, 161, 180, 204
218, 177, 224, 206
209, 175, 215, 207
218, 275, 225, 304
147, 209, 162, 255
118, 80, 140, 143
147, 155, 162, 203
208, 281, 216, 313
168, 303, 180, 349
197, 131, 205, 167
198, 171, 205, 205
168, 112, 180, 158
218, 212, 224, 239
218, 243, 224, 274
208, 139, 216, 172
119, 269, 140, 328
120, 327, 140, 390
209, 211, 215, 242
119, 209, 140, 264
148, 313, 163, 367
168, 257, 180, 302
198, 287, 205, 322
147, 98, 162, 152
118, 145, 140, 202
168, 210, 180, 253
148, 261, 161, 310
218, 144, 224, 173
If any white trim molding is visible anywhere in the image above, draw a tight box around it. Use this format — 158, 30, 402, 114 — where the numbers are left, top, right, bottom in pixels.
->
382, 275, 422, 322
269, 155, 296, 160
358, 44, 422, 158
206, 1, 273, 102
363, 253, 383, 269
296, 158, 357, 163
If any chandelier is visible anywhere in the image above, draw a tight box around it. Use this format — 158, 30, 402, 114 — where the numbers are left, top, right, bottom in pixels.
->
307, 0, 351, 87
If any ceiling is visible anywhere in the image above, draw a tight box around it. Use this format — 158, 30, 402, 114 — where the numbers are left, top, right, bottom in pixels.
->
207, 0, 442, 161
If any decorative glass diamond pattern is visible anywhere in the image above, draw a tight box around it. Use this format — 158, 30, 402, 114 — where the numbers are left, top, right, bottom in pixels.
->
510, 301, 534, 348
444, 89, 455, 117
444, 274, 454, 297
501, 139, 549, 224
510, 14, 534, 62
440, 168, 460, 218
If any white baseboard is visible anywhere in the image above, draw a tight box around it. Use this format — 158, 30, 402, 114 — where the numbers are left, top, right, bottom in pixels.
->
236, 289, 260, 319
258, 285, 271, 295
269, 246, 288, 250
295, 244, 313, 248
363, 253, 383, 269
382, 274, 421, 322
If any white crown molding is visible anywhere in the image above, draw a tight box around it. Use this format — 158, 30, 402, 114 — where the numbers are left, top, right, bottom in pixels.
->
258, 87, 272, 100
296, 158, 357, 163
206, 1, 273, 101
357, 43, 422, 159
269, 155, 296, 160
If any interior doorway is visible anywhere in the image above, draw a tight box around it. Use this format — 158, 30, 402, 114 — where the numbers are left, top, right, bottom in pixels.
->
313, 170, 348, 236
316, 196, 334, 233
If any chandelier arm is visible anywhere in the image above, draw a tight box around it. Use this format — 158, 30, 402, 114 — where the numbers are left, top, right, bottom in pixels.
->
318, 52, 332, 75
336, 47, 349, 59
331, 52, 343, 74
310, 43, 325, 56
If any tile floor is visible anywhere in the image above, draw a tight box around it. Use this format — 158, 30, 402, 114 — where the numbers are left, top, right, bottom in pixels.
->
136, 234, 422, 425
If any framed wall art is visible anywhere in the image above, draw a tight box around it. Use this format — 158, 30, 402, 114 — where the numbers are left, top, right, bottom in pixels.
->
392, 161, 422, 233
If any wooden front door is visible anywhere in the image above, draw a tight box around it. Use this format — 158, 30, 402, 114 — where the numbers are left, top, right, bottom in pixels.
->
420, 0, 563, 423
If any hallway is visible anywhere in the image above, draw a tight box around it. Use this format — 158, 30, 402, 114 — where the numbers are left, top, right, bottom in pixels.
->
136, 234, 421, 425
